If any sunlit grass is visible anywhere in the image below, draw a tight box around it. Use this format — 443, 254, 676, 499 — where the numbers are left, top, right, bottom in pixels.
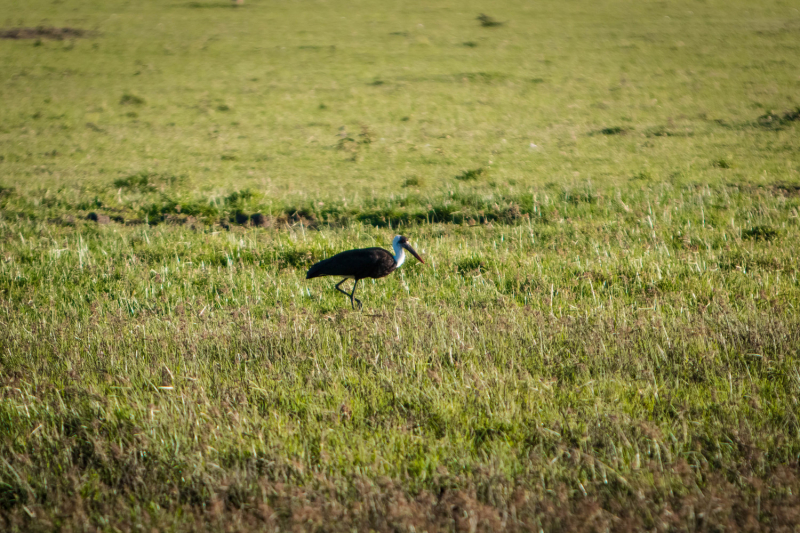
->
1, 0, 800, 530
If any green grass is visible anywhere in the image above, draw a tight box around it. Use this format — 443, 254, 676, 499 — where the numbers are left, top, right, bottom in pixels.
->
1, 0, 800, 531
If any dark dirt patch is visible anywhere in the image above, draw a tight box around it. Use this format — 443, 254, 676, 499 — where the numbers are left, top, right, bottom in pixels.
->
785, 107, 800, 122
757, 107, 800, 130
458, 72, 509, 83
87, 212, 111, 224
249, 213, 272, 227
644, 125, 693, 137
0, 27, 88, 40
277, 208, 319, 228
772, 182, 800, 197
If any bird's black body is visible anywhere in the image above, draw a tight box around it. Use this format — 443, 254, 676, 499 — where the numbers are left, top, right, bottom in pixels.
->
306, 247, 397, 281
306, 235, 424, 310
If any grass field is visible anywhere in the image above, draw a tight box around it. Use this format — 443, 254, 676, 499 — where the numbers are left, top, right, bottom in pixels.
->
1, 0, 800, 531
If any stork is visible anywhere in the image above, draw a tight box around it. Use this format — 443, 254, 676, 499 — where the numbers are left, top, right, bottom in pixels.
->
306, 235, 424, 309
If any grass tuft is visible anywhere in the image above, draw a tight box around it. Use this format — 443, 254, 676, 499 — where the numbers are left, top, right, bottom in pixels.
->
119, 93, 145, 105
456, 254, 493, 274
599, 126, 626, 135
477, 14, 504, 27
455, 167, 486, 181
742, 225, 779, 241
113, 172, 155, 191
401, 176, 424, 188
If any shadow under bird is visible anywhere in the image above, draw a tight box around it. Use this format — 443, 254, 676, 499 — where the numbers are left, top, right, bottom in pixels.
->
306, 235, 424, 309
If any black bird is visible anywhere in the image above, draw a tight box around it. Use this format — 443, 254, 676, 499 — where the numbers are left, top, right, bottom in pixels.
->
306, 235, 424, 309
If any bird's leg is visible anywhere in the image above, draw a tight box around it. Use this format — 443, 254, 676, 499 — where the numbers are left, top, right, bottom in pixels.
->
335, 278, 351, 303
349, 279, 362, 310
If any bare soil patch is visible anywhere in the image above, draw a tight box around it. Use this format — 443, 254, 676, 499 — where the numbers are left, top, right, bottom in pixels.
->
0, 26, 88, 40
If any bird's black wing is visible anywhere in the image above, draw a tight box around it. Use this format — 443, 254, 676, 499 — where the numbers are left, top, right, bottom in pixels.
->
306, 247, 396, 279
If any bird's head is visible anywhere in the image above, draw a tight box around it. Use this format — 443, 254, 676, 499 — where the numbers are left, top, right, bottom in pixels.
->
393, 235, 424, 264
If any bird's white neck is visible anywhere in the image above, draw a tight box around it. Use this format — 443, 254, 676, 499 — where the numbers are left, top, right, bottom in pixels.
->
392, 241, 406, 268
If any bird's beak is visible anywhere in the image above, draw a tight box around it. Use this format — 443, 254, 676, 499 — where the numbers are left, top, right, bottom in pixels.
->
402, 243, 424, 264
